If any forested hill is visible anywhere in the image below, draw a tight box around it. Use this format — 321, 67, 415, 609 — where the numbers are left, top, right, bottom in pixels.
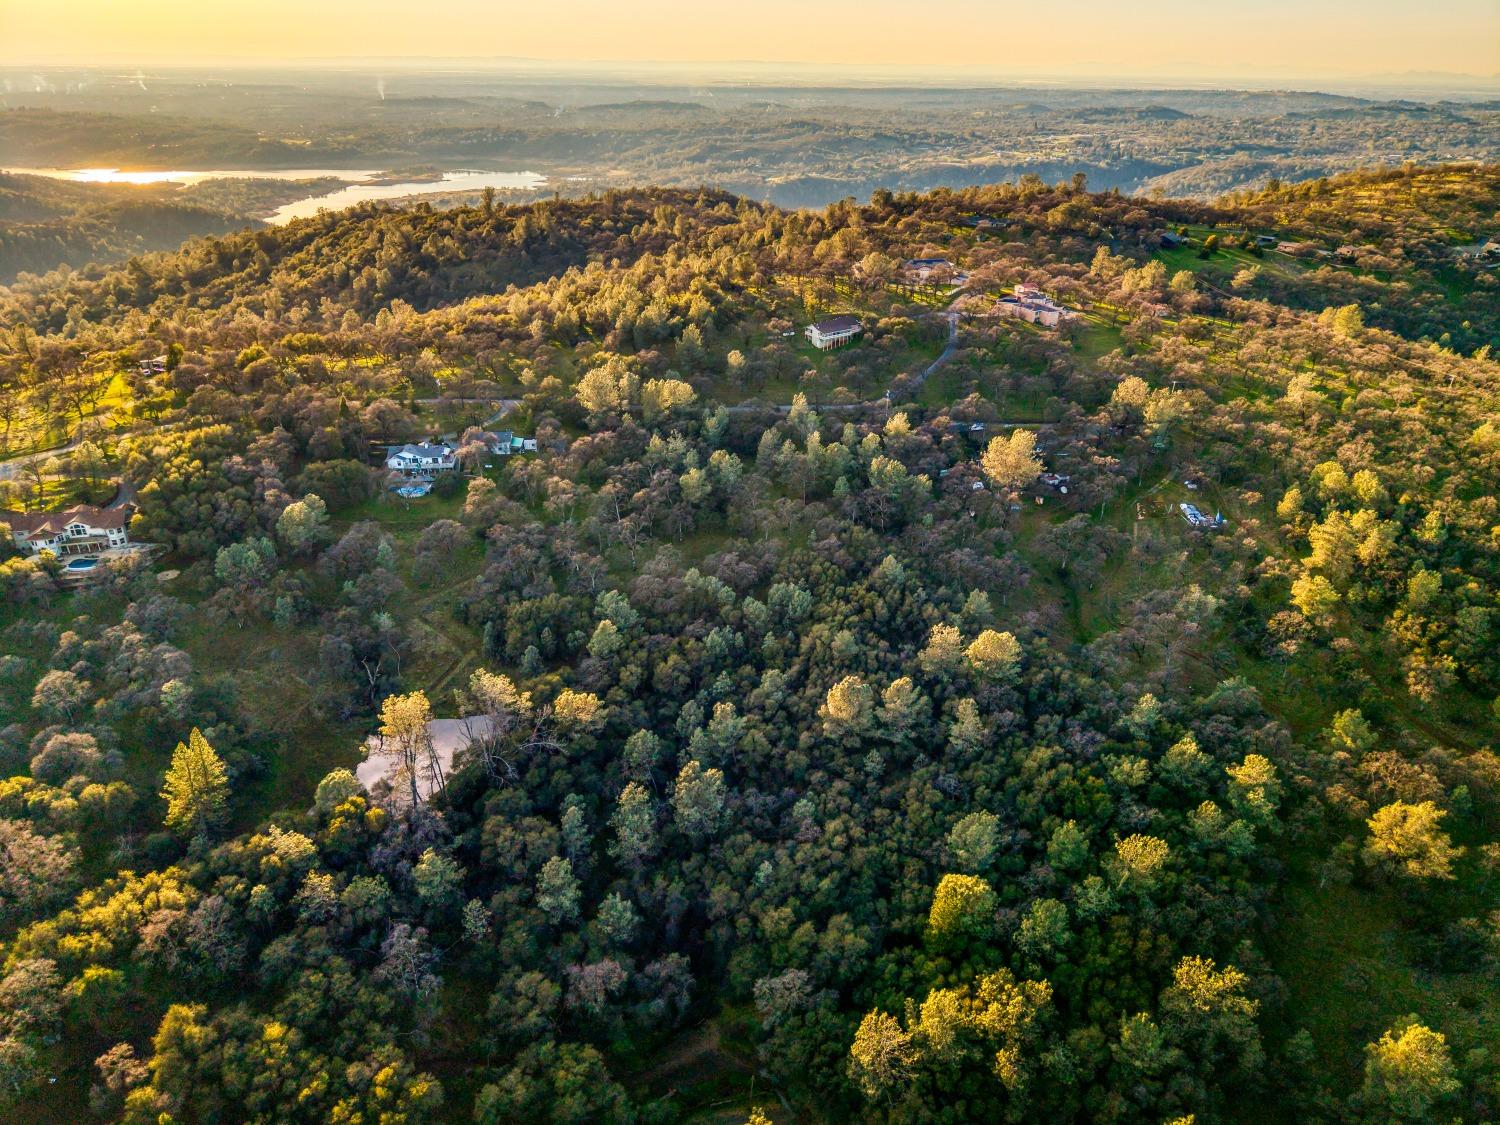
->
6, 186, 746, 321
0, 173, 251, 284
0, 164, 1497, 1125
0, 172, 350, 284
8, 167, 1497, 349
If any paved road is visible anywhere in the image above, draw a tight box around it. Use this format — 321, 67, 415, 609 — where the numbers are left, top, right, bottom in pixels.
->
0, 434, 83, 480
417, 398, 521, 440
414, 396, 520, 420
482, 400, 521, 426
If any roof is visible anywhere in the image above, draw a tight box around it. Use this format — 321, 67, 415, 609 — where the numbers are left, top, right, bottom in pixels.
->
389, 442, 454, 459
1000, 294, 1066, 313
810, 315, 861, 334
903, 257, 953, 268
2, 504, 131, 538
1180, 502, 1224, 527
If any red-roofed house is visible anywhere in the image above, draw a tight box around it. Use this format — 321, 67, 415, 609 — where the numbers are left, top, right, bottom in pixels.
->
2, 504, 132, 558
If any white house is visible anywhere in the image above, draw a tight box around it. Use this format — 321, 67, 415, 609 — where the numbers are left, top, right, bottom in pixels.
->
480, 431, 539, 458
386, 441, 458, 476
2, 504, 132, 557
995, 284, 1072, 329
806, 315, 862, 350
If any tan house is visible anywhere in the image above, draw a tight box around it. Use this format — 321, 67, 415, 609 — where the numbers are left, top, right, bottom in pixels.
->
901, 257, 956, 284
995, 284, 1072, 328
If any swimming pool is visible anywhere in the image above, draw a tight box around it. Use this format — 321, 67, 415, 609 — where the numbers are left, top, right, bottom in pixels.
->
65, 557, 99, 571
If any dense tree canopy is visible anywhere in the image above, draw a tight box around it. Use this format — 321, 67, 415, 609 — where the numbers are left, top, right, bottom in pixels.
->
0, 164, 1497, 1124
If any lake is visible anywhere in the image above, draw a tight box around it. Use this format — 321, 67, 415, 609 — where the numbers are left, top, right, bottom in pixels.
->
4, 166, 548, 223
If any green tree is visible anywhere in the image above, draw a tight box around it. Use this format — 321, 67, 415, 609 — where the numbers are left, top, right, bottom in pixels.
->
1361, 1017, 1460, 1121
1112, 834, 1170, 889
1225, 754, 1281, 825
672, 760, 726, 840
1015, 898, 1071, 961
413, 848, 464, 917
1047, 820, 1090, 873
274, 493, 329, 555
1159, 956, 1261, 1072
378, 691, 436, 809
926, 873, 997, 944
587, 619, 623, 659
918, 623, 965, 677
1290, 573, 1340, 624
160, 728, 230, 838
980, 430, 1042, 493
966, 629, 1022, 679
609, 782, 657, 868
822, 675, 874, 736
1328, 709, 1377, 754
640, 377, 696, 421
1364, 801, 1464, 881
474, 1040, 632, 1124
212, 535, 278, 622
848, 1010, 914, 1100
536, 856, 581, 926
877, 676, 925, 738
947, 810, 1000, 872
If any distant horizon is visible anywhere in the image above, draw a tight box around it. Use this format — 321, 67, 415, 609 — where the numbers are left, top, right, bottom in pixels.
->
2, 57, 1498, 102
5, 0, 1498, 84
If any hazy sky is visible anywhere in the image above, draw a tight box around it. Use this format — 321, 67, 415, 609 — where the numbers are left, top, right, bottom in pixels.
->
3, 0, 1497, 78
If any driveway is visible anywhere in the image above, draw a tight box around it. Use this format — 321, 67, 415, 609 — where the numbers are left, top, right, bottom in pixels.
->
912, 310, 961, 390
0, 434, 83, 480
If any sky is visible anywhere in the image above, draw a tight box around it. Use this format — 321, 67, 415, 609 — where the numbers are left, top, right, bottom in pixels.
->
2, 0, 1498, 81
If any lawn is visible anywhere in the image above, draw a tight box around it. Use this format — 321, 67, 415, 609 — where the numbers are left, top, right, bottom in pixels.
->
1070, 317, 1125, 367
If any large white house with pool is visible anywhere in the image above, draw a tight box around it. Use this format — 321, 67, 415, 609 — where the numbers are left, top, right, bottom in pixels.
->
2, 503, 133, 558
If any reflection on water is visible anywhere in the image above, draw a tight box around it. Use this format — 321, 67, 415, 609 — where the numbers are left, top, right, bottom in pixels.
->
6, 166, 378, 185
267, 169, 546, 222
4, 166, 547, 223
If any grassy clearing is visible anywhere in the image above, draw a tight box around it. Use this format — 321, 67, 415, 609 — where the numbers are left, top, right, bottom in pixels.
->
179, 613, 369, 829
625, 1006, 771, 1124
1070, 317, 1125, 367
1265, 863, 1500, 1088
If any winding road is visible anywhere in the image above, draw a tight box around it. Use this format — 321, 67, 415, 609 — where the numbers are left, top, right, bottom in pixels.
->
0, 434, 84, 481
